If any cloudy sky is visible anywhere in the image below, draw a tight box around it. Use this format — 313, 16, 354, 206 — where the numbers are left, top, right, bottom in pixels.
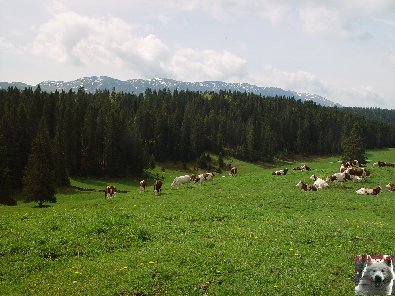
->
1, 0, 395, 108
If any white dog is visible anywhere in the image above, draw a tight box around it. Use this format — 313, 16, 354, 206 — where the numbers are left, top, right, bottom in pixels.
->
355, 255, 394, 295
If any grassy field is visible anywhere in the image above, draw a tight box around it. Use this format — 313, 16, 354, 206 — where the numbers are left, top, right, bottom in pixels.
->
1, 149, 394, 295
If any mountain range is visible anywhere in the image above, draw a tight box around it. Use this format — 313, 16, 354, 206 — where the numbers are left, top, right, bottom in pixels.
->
0, 76, 341, 107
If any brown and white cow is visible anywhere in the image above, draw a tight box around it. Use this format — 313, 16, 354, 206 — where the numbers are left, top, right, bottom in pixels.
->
272, 168, 288, 176
345, 167, 370, 181
346, 159, 359, 167
153, 180, 163, 195
309, 174, 329, 189
229, 167, 238, 177
386, 183, 395, 191
139, 179, 147, 193
356, 186, 381, 195
340, 159, 360, 172
373, 161, 395, 167
190, 174, 199, 183
296, 181, 317, 191
326, 172, 351, 184
293, 164, 311, 171
195, 172, 215, 184
104, 185, 117, 198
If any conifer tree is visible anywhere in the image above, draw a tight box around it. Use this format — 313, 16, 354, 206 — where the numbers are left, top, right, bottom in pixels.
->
52, 128, 70, 186
218, 152, 225, 168
23, 120, 56, 207
0, 125, 15, 205
341, 122, 367, 164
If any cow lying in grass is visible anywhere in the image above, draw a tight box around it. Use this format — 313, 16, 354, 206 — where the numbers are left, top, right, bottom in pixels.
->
386, 183, 395, 191
326, 172, 351, 184
310, 174, 329, 189
272, 168, 288, 176
373, 161, 394, 167
345, 167, 370, 181
296, 181, 317, 191
293, 164, 311, 171
356, 186, 382, 195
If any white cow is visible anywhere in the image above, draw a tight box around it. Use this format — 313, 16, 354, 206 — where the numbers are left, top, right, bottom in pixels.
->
310, 174, 329, 190
171, 175, 191, 189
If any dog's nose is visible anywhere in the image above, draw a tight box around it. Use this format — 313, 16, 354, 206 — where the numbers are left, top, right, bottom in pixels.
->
375, 275, 383, 282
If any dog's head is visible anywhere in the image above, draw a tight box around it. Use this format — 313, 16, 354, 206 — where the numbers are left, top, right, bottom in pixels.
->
365, 255, 394, 288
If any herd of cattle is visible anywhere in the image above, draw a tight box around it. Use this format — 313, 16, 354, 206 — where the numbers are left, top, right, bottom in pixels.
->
102, 167, 237, 198
287, 159, 394, 195
101, 160, 394, 199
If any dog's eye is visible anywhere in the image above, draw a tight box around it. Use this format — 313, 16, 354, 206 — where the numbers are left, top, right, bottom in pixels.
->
373, 269, 377, 272
382, 269, 385, 272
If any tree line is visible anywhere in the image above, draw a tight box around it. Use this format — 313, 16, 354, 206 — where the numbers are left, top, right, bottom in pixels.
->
1, 86, 394, 204
344, 107, 395, 125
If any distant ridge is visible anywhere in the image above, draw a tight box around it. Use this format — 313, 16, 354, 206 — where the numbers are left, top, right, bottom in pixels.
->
0, 76, 342, 107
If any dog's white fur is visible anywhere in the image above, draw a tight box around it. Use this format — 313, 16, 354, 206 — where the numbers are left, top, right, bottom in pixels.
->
355, 255, 394, 295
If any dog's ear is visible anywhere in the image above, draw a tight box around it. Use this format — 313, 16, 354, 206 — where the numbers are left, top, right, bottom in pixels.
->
367, 255, 373, 265
384, 256, 392, 267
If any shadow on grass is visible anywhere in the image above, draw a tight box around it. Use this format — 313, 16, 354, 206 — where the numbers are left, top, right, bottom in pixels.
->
72, 178, 108, 187
31, 204, 53, 209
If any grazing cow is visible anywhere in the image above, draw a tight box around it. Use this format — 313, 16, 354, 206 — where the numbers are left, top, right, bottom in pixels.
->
326, 172, 351, 184
296, 181, 317, 191
293, 164, 311, 171
272, 168, 288, 176
171, 175, 191, 189
309, 174, 329, 189
373, 161, 395, 167
386, 183, 395, 191
190, 174, 199, 183
153, 180, 163, 195
229, 167, 238, 177
356, 186, 382, 195
195, 172, 215, 184
139, 180, 147, 193
203, 172, 215, 181
104, 185, 117, 198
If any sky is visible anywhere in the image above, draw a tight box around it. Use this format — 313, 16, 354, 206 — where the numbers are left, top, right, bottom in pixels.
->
1, 0, 395, 109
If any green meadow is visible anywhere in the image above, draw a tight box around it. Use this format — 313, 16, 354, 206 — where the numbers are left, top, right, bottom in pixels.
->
1, 149, 394, 295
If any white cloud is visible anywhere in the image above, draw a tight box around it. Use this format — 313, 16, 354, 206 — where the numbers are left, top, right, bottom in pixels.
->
299, 5, 351, 38
390, 49, 395, 64
337, 85, 389, 108
0, 36, 15, 50
251, 65, 330, 96
28, 7, 247, 81
169, 49, 247, 81
163, 0, 395, 37
30, 10, 169, 69
249, 65, 392, 108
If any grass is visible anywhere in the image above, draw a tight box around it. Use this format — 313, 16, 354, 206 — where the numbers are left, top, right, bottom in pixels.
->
1, 149, 394, 295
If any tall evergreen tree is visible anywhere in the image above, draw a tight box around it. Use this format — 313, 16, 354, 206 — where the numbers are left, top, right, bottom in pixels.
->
341, 122, 367, 164
52, 128, 70, 186
0, 123, 15, 205
23, 120, 56, 207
